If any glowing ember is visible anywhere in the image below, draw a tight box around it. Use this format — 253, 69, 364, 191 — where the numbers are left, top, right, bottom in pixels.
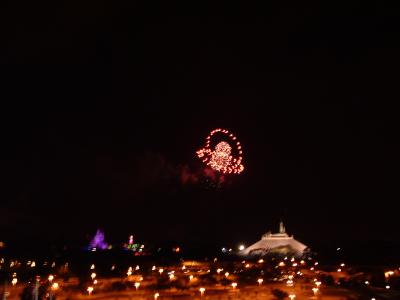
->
197, 128, 244, 174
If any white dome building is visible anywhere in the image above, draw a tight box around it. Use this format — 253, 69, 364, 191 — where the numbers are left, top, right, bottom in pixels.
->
241, 221, 307, 257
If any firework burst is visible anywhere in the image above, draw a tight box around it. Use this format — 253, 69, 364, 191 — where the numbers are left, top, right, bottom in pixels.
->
196, 128, 244, 174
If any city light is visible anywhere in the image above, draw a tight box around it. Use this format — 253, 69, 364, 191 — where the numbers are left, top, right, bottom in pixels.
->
385, 271, 394, 278
11, 278, 17, 286
312, 287, 319, 295
257, 278, 263, 286
199, 287, 206, 296
135, 282, 141, 290
238, 244, 245, 251
91, 272, 96, 280
231, 282, 237, 289
154, 293, 160, 299
52, 282, 59, 290
289, 294, 296, 300
87, 286, 94, 295
48, 275, 54, 282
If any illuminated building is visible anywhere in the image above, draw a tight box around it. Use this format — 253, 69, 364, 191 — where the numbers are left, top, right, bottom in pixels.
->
241, 221, 307, 257
124, 235, 145, 254
89, 229, 108, 250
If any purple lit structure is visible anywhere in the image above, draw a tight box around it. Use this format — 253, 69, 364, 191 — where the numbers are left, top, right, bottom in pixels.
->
89, 229, 108, 250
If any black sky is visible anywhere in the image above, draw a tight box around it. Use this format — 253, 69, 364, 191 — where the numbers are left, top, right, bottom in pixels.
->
1, 2, 400, 249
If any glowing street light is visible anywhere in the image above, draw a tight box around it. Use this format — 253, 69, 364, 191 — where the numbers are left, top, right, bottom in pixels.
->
48, 275, 54, 282
199, 287, 205, 297
49, 282, 59, 300
289, 294, 296, 300
11, 278, 17, 286
312, 287, 319, 295
315, 281, 321, 287
134, 282, 140, 291
159, 268, 164, 275
90, 264, 95, 270
238, 245, 245, 251
257, 278, 263, 286
91, 273, 96, 280
154, 293, 160, 299
189, 275, 194, 281
231, 282, 237, 289
224, 272, 229, 278
87, 286, 94, 295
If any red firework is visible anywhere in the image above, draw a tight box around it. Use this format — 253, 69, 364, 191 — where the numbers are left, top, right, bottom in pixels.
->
196, 128, 244, 174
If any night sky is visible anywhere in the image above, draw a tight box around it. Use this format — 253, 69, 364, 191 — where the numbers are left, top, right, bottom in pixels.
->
1, 2, 400, 249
